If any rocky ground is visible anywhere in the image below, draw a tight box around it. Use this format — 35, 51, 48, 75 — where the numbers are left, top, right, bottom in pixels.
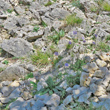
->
1, 0, 110, 110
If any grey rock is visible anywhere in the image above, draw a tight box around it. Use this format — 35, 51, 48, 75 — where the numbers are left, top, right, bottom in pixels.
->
103, 72, 110, 87
48, 106, 56, 110
4, 17, 18, 30
57, 104, 66, 110
41, 107, 47, 110
66, 87, 73, 94
11, 106, 26, 110
90, 83, 106, 96
17, 17, 30, 27
73, 87, 89, 99
73, 85, 80, 90
93, 67, 108, 79
80, 72, 90, 87
37, 78, 48, 91
73, 44, 79, 53
1, 86, 15, 97
9, 97, 25, 109
26, 30, 44, 41
50, 8, 70, 19
107, 84, 110, 91
78, 91, 92, 104
34, 94, 49, 101
0, 88, 21, 103
26, 64, 36, 72
58, 38, 69, 54
44, 94, 60, 107
34, 38, 45, 48
96, 59, 107, 67
1, 38, 34, 57
98, 95, 109, 101
0, 65, 28, 81
63, 95, 73, 106
21, 91, 32, 100
60, 80, 68, 89
84, 56, 91, 63
103, 99, 110, 110
92, 101, 105, 109
32, 100, 44, 110
93, 70, 105, 78
1, 81, 12, 86
14, 6, 25, 15
37, 0, 49, 5
0, 0, 13, 11
41, 16, 53, 26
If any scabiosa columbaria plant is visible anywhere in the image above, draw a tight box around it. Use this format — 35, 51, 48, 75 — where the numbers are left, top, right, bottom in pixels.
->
54, 52, 58, 56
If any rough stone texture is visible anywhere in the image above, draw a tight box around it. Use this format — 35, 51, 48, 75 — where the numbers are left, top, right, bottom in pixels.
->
63, 95, 73, 106
73, 87, 89, 99
80, 72, 91, 87
90, 83, 106, 96
0, 65, 28, 82
26, 30, 44, 41
1, 38, 34, 57
96, 59, 107, 67
50, 8, 70, 19
44, 94, 60, 107
9, 97, 25, 109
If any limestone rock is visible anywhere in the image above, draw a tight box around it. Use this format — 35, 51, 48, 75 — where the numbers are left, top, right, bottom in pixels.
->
50, 8, 70, 19
44, 94, 60, 107
90, 83, 106, 96
63, 95, 73, 106
0, 65, 28, 82
1, 38, 34, 57
96, 59, 107, 67
80, 72, 91, 87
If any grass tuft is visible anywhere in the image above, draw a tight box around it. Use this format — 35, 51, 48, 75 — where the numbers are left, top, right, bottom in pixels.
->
64, 14, 83, 26
31, 50, 50, 66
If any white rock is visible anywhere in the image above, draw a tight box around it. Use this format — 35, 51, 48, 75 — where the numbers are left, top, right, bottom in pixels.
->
96, 59, 107, 67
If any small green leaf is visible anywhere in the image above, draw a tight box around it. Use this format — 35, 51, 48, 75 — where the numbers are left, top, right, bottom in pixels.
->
49, 90, 53, 95
56, 86, 64, 91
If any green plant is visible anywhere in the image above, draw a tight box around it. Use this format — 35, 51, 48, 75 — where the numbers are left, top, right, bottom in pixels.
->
44, 1, 53, 6
50, 44, 58, 53
41, 21, 47, 27
66, 42, 74, 50
52, 0, 57, 2
71, 101, 98, 110
24, 72, 34, 80
102, 2, 110, 11
66, 72, 81, 87
0, 67, 5, 72
65, 14, 83, 26
72, 0, 85, 12
106, 35, 110, 41
12, 57, 20, 60
52, 56, 63, 67
31, 50, 50, 66
30, 81, 38, 90
48, 30, 65, 44
55, 72, 68, 80
90, 5, 98, 12
73, 39, 78, 43
96, 42, 110, 52
7, 9, 13, 13
37, 77, 66, 98
3, 60, 9, 65
71, 59, 86, 71
33, 26, 39, 32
